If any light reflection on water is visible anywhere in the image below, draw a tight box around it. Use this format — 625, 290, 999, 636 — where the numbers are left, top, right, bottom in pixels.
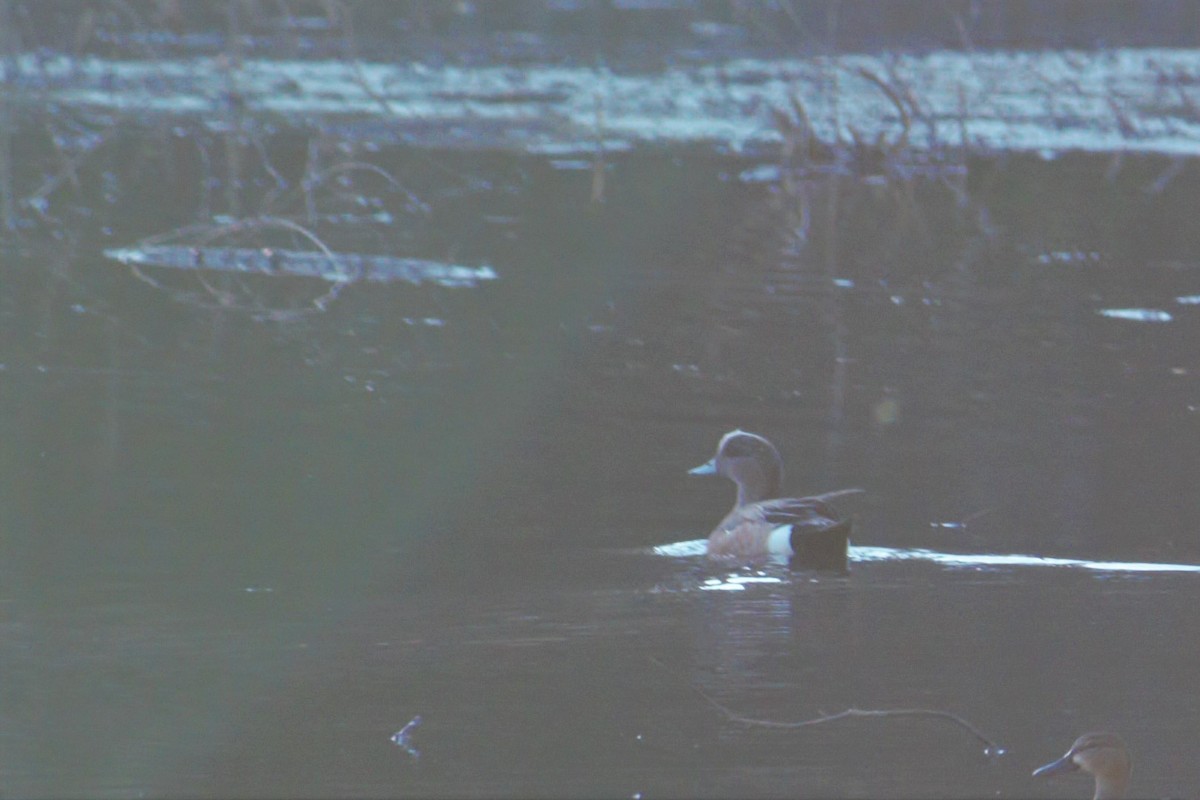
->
700, 574, 789, 591
654, 539, 1200, 588
28, 49, 1200, 157
1096, 307, 1174, 323
851, 546, 1200, 573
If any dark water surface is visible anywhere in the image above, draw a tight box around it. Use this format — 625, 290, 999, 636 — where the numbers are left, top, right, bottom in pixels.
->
4, 150, 1200, 798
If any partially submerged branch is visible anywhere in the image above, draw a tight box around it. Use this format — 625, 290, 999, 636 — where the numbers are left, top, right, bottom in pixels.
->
649, 657, 1004, 755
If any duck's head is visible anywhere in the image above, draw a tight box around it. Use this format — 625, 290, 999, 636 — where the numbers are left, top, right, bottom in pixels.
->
1033, 732, 1131, 800
688, 429, 783, 506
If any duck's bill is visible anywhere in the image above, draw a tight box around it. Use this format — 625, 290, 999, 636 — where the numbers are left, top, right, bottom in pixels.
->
1032, 754, 1078, 778
688, 459, 717, 476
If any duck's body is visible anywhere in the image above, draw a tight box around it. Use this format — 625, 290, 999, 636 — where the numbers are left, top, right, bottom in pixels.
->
1033, 732, 1131, 800
688, 430, 855, 570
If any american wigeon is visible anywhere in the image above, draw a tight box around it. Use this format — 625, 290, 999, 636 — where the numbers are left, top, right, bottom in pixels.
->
1033, 732, 1131, 800
688, 430, 856, 570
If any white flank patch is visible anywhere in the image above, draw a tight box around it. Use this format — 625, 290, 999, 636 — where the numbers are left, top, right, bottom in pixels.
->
767, 525, 794, 558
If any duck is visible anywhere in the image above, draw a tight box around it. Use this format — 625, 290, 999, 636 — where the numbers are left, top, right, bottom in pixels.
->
1033, 732, 1131, 800
688, 429, 856, 570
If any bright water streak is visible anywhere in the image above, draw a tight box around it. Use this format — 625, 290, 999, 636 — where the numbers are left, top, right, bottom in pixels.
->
653, 540, 1200, 574
852, 546, 1200, 573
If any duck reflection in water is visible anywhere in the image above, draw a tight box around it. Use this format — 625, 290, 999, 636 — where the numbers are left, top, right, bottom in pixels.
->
688, 430, 857, 571
1033, 732, 1131, 800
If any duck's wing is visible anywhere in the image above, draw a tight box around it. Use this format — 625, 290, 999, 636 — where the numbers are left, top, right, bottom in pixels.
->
804, 487, 865, 503
724, 496, 846, 530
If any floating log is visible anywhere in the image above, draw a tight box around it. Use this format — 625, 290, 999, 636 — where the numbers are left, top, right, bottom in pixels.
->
104, 245, 497, 288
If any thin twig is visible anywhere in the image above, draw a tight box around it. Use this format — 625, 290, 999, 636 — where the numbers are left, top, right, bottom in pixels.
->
649, 657, 1003, 754
850, 66, 911, 155
25, 124, 116, 207
330, 0, 397, 117
127, 215, 349, 316
591, 93, 606, 205
270, 160, 428, 218
960, 507, 993, 525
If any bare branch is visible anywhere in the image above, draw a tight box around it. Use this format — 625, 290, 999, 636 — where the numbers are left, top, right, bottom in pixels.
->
850, 66, 911, 156
649, 657, 1003, 755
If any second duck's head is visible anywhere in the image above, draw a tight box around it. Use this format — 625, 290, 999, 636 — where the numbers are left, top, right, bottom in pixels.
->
688, 429, 784, 506
1033, 732, 1131, 800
